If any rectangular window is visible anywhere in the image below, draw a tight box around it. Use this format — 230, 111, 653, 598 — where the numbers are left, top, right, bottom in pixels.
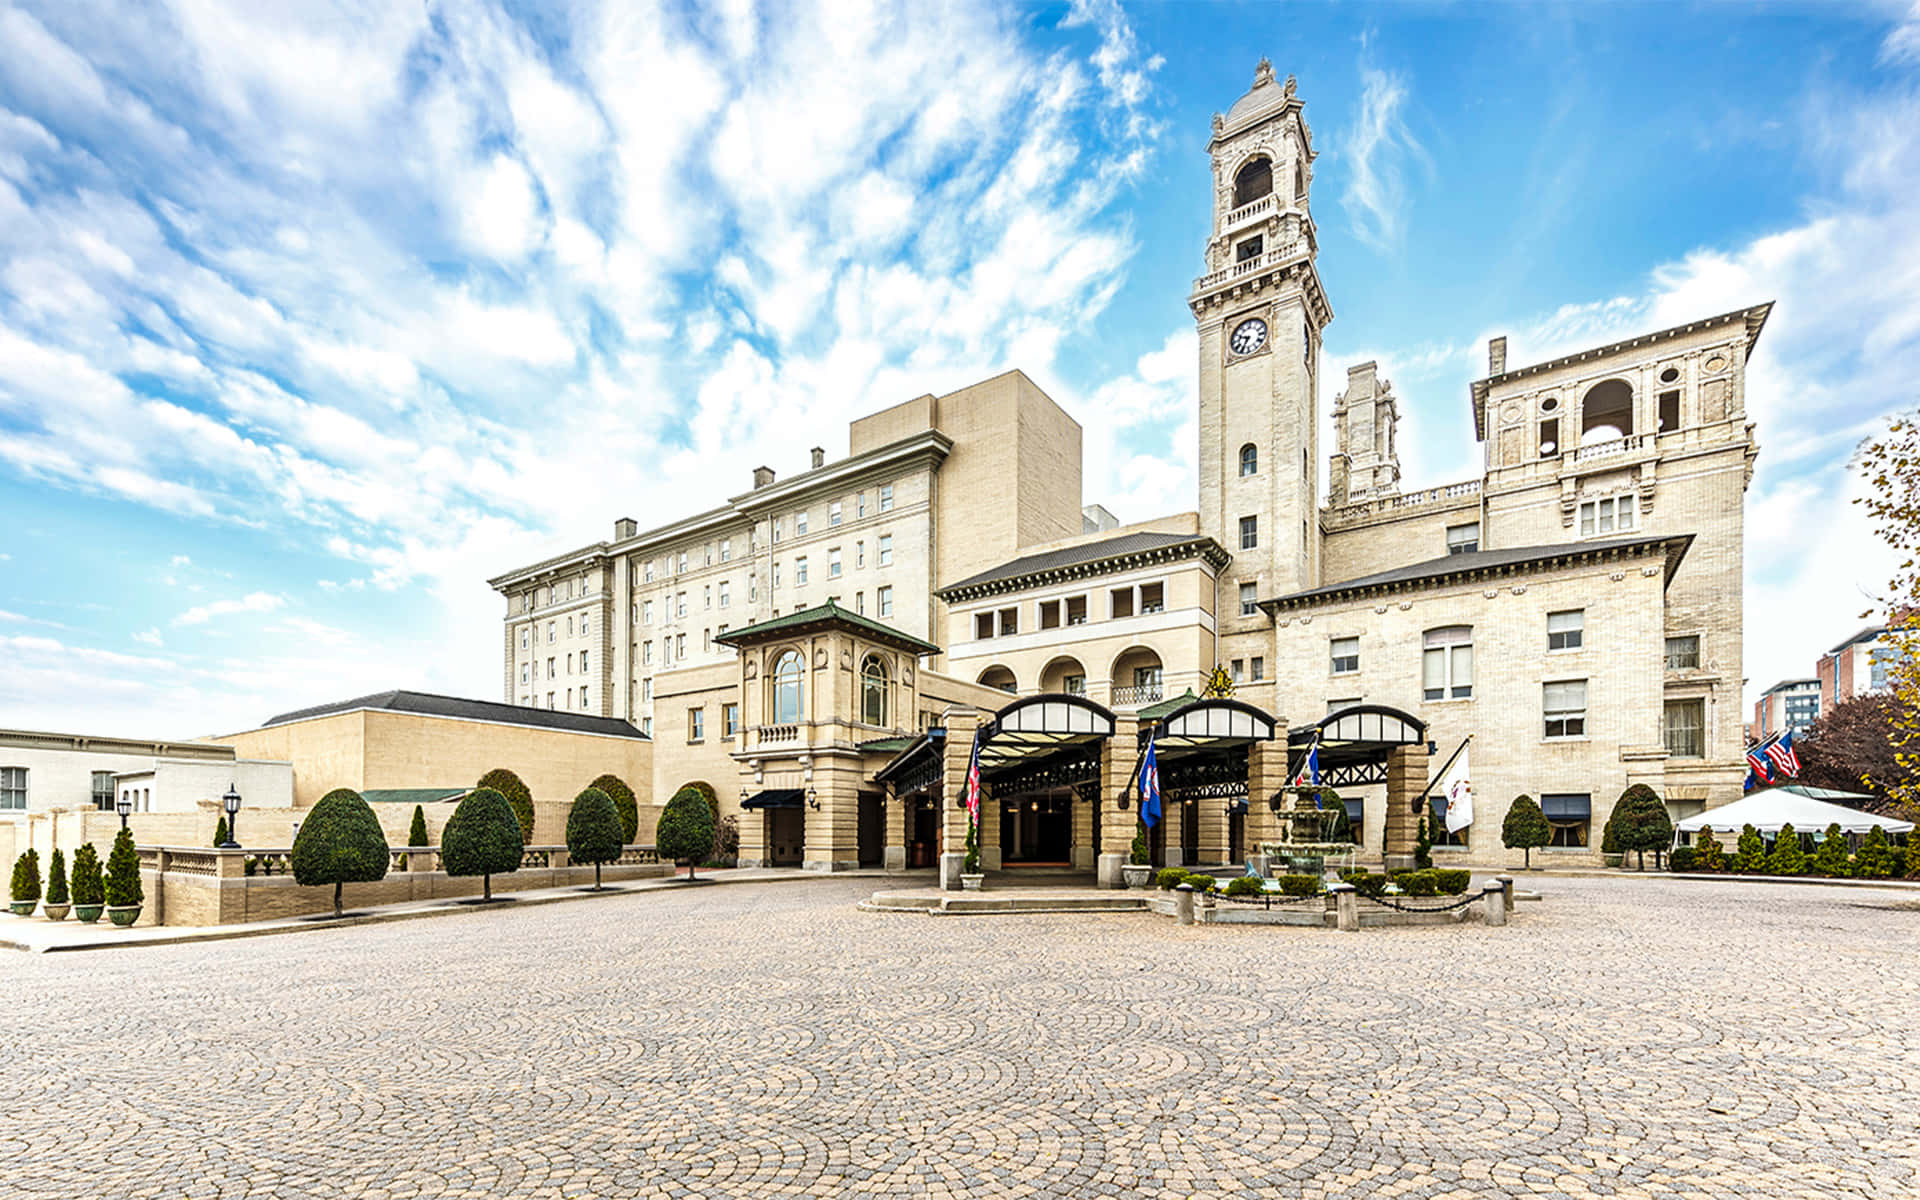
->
547, 657, 556, 679
1239, 515, 1258, 550
581, 650, 589, 673
91, 770, 114, 811
829, 501, 842, 526
829, 547, 842, 578
857, 492, 867, 519
880, 483, 894, 511
1239, 582, 1258, 616
704, 545, 712, 566
1542, 794, 1591, 847
642, 641, 653, 666
878, 586, 893, 618
644, 561, 655, 583
1330, 636, 1359, 674
773, 562, 782, 589
796, 510, 808, 536
678, 552, 688, 573
703, 628, 711, 652
855, 591, 864, 615
547, 692, 555, 709
676, 592, 687, 618
750, 574, 758, 602
795, 557, 809, 585
1230, 659, 1244, 683
548, 621, 556, 644
1665, 635, 1700, 670
1423, 627, 1474, 700
1658, 390, 1681, 432
703, 585, 712, 609
1539, 417, 1560, 458
1039, 600, 1060, 629
720, 539, 731, 562
1110, 588, 1134, 619
642, 717, 652, 736
688, 708, 705, 742
1547, 610, 1584, 651
1328, 698, 1360, 715
676, 633, 686, 657
565, 687, 572, 707
1446, 523, 1480, 555
520, 627, 529, 651
1664, 699, 1705, 758
1140, 582, 1164, 613
856, 541, 865, 569
521, 663, 530, 685
1064, 674, 1086, 696
722, 703, 739, 739
1066, 596, 1087, 625
772, 520, 782, 544
719, 581, 730, 608
1544, 680, 1588, 738
976, 612, 994, 640
642, 679, 653, 701
999, 607, 1019, 636
582, 612, 593, 636
1579, 495, 1636, 536
581, 687, 590, 709
878, 535, 893, 567
642, 600, 653, 624
1250, 656, 1264, 681
1429, 799, 1469, 848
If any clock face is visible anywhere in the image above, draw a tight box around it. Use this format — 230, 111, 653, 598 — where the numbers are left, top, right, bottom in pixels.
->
1230, 317, 1268, 357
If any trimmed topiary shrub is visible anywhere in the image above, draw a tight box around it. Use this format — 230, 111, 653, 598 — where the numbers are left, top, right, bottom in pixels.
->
1856, 825, 1896, 879
1502, 795, 1550, 869
1276, 873, 1320, 897
475, 768, 535, 844
1183, 873, 1216, 894
1156, 867, 1189, 890
1399, 869, 1439, 897
1765, 822, 1807, 875
963, 817, 981, 875
1668, 846, 1698, 872
11, 849, 41, 905
1734, 823, 1767, 872
1414, 815, 1434, 870
1317, 791, 1353, 843
45, 848, 68, 908
292, 787, 392, 918
70, 844, 104, 909
1434, 869, 1471, 895
104, 829, 143, 909
566, 787, 624, 890
1811, 823, 1853, 878
441, 786, 524, 901
408, 804, 430, 848
1129, 819, 1149, 866
1224, 875, 1264, 898
1694, 826, 1727, 872
1340, 871, 1388, 898
1612, 784, 1675, 870
588, 773, 639, 844
657, 785, 717, 880
213, 816, 229, 847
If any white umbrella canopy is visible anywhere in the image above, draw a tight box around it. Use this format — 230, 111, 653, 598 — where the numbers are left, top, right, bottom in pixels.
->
1676, 784, 1914, 837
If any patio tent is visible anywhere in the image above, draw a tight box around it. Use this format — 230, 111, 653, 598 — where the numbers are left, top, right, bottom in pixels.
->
1674, 785, 1913, 839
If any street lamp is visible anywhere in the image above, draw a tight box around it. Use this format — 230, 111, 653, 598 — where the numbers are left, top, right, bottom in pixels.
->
114, 789, 132, 830
806, 787, 820, 811
221, 782, 242, 849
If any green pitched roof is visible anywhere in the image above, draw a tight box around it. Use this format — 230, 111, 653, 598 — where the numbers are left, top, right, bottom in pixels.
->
712, 600, 940, 655
361, 787, 470, 805
855, 736, 919, 755
1136, 689, 1200, 721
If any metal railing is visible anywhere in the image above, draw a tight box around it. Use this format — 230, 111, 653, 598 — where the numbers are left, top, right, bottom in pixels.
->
1111, 684, 1164, 707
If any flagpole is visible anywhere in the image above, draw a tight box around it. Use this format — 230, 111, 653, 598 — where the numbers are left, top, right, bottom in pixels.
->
1413, 734, 1473, 812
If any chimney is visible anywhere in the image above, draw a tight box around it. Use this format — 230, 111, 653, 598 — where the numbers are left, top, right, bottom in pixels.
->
752, 465, 776, 489
810, 446, 825, 469
1488, 336, 1508, 376
613, 517, 636, 540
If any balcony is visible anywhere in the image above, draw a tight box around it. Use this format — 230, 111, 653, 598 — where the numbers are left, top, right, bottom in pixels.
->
1190, 240, 1307, 296
1571, 433, 1649, 464
1110, 685, 1164, 708
1222, 193, 1276, 233
756, 724, 800, 747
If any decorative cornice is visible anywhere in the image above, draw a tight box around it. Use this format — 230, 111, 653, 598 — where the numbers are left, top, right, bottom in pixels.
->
936, 537, 1231, 605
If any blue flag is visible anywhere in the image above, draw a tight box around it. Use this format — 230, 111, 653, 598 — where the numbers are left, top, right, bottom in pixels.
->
1140, 732, 1162, 829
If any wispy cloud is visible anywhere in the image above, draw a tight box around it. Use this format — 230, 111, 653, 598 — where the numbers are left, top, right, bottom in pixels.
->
1341, 46, 1430, 254
173, 591, 285, 627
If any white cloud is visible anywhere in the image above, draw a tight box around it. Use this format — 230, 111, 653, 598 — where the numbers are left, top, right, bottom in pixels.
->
132, 627, 163, 646
1341, 51, 1430, 254
173, 591, 285, 627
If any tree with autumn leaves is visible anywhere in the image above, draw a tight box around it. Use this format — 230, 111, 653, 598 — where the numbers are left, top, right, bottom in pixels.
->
1853, 412, 1920, 816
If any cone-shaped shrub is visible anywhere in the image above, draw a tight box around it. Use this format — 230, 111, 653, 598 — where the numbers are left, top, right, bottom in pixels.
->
292, 787, 391, 918
1734, 823, 1767, 872
588, 773, 639, 844
475, 768, 535, 843
1694, 826, 1727, 872
213, 816, 229, 847
1811, 823, 1853, 877
566, 787, 624, 890
1765, 822, 1807, 875
441, 786, 523, 901
408, 804, 430, 848
657, 785, 716, 880
45, 849, 67, 906
1855, 825, 1895, 878
69, 844, 103, 907
1414, 815, 1433, 870
1502, 795, 1550, 868
1612, 784, 1675, 870
1129, 819, 1149, 866
104, 829, 143, 908
10, 849, 41, 904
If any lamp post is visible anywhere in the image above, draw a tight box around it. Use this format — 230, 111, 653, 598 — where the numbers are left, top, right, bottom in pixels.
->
114, 790, 132, 830
221, 782, 242, 849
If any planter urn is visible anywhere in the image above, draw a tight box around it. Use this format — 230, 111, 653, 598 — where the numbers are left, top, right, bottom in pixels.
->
73, 904, 104, 924
106, 905, 142, 928
1121, 864, 1153, 890
42, 902, 70, 922
960, 873, 985, 891
7, 900, 35, 917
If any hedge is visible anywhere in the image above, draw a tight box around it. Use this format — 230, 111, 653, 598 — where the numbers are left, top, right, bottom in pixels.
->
587, 773, 639, 844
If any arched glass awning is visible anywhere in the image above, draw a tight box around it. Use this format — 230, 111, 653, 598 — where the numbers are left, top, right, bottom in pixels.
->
979, 694, 1116, 769
1289, 704, 1428, 788
1137, 696, 1277, 750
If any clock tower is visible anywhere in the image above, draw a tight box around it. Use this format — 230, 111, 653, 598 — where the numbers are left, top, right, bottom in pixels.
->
1191, 60, 1332, 669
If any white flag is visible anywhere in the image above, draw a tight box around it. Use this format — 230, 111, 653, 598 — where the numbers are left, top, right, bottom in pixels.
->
1440, 746, 1473, 832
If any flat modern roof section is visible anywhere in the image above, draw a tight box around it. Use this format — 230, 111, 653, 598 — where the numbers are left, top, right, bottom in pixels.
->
1262, 534, 1692, 612
261, 689, 649, 739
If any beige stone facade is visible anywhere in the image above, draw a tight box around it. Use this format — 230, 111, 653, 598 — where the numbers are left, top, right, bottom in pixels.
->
485, 61, 1769, 871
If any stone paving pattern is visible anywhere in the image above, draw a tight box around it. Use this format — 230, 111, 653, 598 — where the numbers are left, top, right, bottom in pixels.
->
3, 875, 1918, 1198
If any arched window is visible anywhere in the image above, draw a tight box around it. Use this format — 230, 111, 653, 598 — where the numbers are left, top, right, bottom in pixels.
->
772, 650, 804, 725
1580, 379, 1634, 445
861, 655, 888, 727
1233, 157, 1273, 208
1239, 443, 1258, 477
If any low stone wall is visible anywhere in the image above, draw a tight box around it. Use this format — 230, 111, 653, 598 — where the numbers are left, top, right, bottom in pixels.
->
135, 845, 671, 927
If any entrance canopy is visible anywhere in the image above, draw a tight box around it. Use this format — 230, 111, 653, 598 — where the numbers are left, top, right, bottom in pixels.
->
1137, 693, 1277, 752
1674, 785, 1913, 837
742, 788, 805, 810
977, 694, 1115, 771
1290, 704, 1428, 788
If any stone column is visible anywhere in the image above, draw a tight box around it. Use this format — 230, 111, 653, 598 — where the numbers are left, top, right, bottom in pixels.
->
1245, 733, 1290, 855
940, 709, 980, 891
737, 806, 769, 870
1096, 717, 1140, 889
1382, 742, 1429, 872
803, 757, 863, 872
882, 784, 907, 871
1197, 793, 1228, 866
1070, 785, 1095, 871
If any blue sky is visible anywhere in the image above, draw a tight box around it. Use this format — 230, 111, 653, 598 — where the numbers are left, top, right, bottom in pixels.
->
0, 0, 1915, 738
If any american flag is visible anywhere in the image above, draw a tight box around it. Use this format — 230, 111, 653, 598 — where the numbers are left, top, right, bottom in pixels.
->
963, 729, 983, 823
1765, 729, 1801, 778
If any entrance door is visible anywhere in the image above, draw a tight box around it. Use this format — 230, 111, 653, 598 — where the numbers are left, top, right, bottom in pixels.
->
1229, 810, 1245, 866
768, 808, 804, 866
1180, 800, 1199, 865
857, 792, 883, 868
1000, 793, 1072, 864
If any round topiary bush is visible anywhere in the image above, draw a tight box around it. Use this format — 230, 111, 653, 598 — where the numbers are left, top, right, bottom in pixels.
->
441, 786, 524, 901
1668, 845, 1699, 872
1224, 875, 1264, 898
475, 768, 535, 844
1155, 867, 1188, 890
566, 787, 624, 890
1433, 869, 1471, 895
588, 773, 639, 844
1183, 873, 1217, 894
1611, 784, 1675, 870
657, 785, 717, 880
104, 829, 143, 909
292, 787, 392, 918
1502, 795, 1550, 868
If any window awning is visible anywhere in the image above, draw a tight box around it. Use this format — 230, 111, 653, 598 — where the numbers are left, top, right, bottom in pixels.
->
742, 788, 804, 810
1541, 794, 1591, 822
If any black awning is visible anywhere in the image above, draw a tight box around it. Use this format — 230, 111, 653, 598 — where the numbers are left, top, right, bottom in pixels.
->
1542, 793, 1591, 821
743, 788, 804, 810
1344, 798, 1363, 822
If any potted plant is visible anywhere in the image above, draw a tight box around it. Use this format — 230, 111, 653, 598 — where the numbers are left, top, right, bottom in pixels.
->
103, 828, 144, 926
42, 848, 70, 921
959, 815, 985, 890
1121, 819, 1153, 889
70, 844, 104, 923
9, 849, 41, 916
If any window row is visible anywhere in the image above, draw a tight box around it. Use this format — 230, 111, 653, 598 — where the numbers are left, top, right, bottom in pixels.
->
761, 652, 895, 728
517, 573, 596, 613
520, 687, 592, 712
768, 484, 896, 546
972, 583, 1165, 641
522, 650, 593, 684
520, 612, 596, 651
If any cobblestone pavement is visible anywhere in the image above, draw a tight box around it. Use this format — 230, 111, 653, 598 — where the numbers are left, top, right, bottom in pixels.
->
3, 875, 1918, 1199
